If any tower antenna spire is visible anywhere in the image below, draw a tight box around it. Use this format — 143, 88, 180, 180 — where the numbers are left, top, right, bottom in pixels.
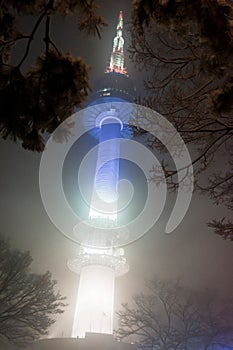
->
106, 10, 127, 75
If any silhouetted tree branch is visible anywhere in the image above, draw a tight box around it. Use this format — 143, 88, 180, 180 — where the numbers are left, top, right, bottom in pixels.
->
208, 218, 233, 242
0, 235, 66, 348
116, 279, 233, 350
0, 0, 107, 151
130, 0, 233, 241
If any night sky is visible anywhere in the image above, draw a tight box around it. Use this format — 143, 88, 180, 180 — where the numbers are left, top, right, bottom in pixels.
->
0, 0, 232, 339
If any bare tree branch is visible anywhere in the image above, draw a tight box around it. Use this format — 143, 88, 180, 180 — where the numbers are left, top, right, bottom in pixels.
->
0, 235, 66, 348
116, 279, 233, 350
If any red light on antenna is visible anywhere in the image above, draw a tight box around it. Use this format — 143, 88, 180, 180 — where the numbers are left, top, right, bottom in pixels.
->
119, 11, 123, 19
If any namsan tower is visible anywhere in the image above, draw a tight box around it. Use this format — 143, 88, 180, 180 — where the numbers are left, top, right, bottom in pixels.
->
68, 10, 134, 339
28, 11, 136, 350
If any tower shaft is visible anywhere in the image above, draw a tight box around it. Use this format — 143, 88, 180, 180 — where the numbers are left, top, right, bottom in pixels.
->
72, 265, 115, 338
89, 108, 122, 222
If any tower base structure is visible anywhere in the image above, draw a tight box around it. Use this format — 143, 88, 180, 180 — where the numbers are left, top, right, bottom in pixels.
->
26, 333, 136, 350
68, 245, 129, 338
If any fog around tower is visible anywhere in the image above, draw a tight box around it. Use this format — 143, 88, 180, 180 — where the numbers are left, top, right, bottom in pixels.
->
0, 0, 232, 340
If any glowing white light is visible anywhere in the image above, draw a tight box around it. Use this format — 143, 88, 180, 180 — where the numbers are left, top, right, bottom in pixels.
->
72, 265, 115, 338
89, 207, 117, 221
